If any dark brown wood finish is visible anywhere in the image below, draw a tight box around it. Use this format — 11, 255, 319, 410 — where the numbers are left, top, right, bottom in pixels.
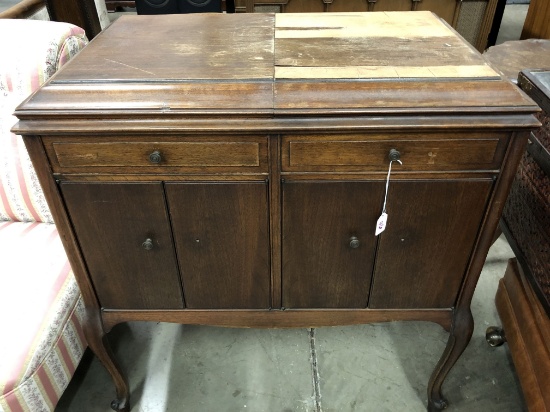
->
369, 179, 493, 309
42, 135, 269, 175
101, 308, 453, 332
282, 133, 507, 173
61, 182, 184, 309
44, 0, 101, 39
495, 259, 550, 411
22, 137, 130, 411
427, 131, 531, 411
282, 181, 384, 308
268, 136, 283, 308
14, 12, 540, 412
274, 81, 534, 113
165, 182, 271, 309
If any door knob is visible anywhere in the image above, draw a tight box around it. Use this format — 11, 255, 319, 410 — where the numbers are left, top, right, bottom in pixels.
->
349, 236, 360, 249
142, 238, 154, 250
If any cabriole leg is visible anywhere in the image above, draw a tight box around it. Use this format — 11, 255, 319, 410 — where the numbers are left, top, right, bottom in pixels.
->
427, 308, 474, 411
83, 313, 130, 412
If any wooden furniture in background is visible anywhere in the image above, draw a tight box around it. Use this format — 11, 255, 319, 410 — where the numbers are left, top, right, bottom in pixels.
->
483, 43, 550, 410
521, 0, 550, 40
13, 12, 539, 412
484, 39, 550, 82
0, 0, 44, 19
494, 259, 550, 411
234, 0, 500, 52
501, 68, 550, 362
44, 0, 101, 38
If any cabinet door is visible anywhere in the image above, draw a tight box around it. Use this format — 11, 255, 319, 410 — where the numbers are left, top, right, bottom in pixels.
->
368, 179, 493, 309
165, 182, 270, 309
60, 183, 184, 310
282, 181, 384, 308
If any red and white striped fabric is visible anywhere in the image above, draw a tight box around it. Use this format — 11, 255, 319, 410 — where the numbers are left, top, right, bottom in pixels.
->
0, 19, 88, 223
0, 222, 86, 411
0, 20, 89, 412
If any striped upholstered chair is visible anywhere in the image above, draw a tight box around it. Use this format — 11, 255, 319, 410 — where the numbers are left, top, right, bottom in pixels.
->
0, 19, 88, 411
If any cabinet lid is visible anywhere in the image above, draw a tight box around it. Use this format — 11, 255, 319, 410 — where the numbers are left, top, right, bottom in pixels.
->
15, 12, 538, 122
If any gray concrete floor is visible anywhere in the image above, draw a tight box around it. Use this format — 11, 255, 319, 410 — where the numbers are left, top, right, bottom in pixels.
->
1, 1, 531, 410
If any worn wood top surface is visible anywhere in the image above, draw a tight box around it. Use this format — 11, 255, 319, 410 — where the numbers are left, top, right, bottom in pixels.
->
484, 39, 550, 81
18, 12, 537, 117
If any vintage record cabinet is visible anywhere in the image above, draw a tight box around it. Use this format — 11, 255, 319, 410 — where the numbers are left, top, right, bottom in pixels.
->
13, 12, 539, 411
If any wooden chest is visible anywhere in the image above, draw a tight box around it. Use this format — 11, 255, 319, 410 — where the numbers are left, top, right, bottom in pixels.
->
13, 12, 539, 411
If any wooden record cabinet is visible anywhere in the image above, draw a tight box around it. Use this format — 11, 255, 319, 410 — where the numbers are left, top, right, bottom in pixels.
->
13, 12, 539, 411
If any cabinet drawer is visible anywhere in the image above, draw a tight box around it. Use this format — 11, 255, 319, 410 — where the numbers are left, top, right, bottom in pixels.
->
43, 136, 269, 174
282, 133, 507, 172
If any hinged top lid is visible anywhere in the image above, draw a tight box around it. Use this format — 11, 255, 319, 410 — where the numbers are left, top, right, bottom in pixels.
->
15, 11, 538, 121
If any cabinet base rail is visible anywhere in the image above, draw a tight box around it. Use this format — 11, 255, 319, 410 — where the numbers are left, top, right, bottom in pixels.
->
101, 308, 453, 332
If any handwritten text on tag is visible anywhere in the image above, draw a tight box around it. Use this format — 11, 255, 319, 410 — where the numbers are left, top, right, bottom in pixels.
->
375, 212, 388, 236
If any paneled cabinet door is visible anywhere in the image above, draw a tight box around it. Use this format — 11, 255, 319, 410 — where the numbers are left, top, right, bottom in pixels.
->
368, 179, 494, 309
60, 182, 184, 310
165, 182, 271, 309
282, 181, 385, 308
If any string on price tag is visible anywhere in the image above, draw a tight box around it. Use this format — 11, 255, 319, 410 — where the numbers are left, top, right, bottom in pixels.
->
375, 157, 402, 236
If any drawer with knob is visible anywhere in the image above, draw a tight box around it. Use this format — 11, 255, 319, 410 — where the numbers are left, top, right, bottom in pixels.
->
42, 135, 269, 175
282, 133, 508, 173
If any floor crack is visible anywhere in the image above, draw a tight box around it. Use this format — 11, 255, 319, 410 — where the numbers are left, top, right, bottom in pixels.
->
309, 328, 322, 412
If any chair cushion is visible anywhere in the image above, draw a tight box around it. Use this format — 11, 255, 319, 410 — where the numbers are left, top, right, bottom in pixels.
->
0, 222, 86, 411
0, 20, 87, 223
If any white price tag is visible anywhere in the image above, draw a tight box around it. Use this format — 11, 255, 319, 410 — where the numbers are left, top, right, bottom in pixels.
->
375, 212, 388, 236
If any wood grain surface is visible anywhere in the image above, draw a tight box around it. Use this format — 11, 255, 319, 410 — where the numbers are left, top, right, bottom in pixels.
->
14, 11, 537, 117
369, 179, 493, 309
55, 14, 275, 81
282, 181, 384, 308
165, 182, 271, 309
60, 182, 184, 310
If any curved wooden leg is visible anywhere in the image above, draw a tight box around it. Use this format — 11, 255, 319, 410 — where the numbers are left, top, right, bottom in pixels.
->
83, 311, 130, 412
427, 308, 474, 411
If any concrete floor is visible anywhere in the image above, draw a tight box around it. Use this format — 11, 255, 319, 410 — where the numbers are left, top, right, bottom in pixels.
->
1, 1, 532, 411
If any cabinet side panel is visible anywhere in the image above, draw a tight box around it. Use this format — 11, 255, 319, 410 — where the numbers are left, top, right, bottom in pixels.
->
369, 179, 493, 309
282, 181, 384, 308
165, 182, 271, 309
60, 182, 184, 309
